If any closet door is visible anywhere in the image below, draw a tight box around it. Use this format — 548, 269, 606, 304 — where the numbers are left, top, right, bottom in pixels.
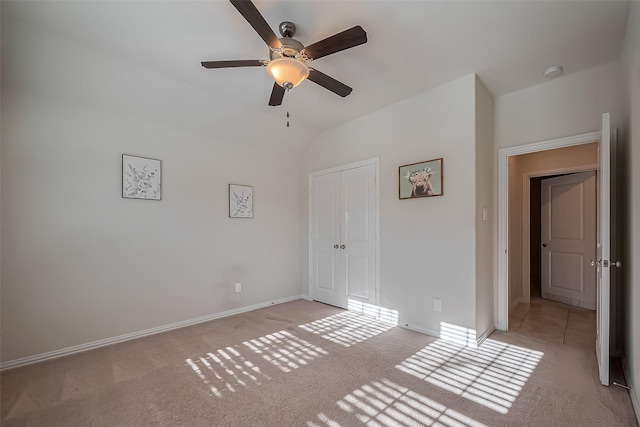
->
310, 164, 377, 309
341, 164, 377, 305
310, 172, 342, 307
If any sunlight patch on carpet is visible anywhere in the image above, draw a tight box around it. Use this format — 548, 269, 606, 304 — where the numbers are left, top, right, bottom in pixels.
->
185, 347, 269, 398
396, 338, 543, 414
439, 322, 479, 348
243, 330, 328, 373
307, 378, 487, 427
186, 330, 327, 398
298, 310, 394, 347
347, 299, 399, 326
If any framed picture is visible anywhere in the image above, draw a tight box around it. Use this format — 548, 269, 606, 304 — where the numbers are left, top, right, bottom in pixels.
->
229, 184, 253, 218
122, 154, 162, 200
399, 157, 443, 199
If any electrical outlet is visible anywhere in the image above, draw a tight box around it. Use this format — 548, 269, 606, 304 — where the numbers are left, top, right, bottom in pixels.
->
433, 298, 442, 312
235, 283, 242, 293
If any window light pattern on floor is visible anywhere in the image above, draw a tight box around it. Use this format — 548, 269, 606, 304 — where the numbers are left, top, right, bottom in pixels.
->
307, 378, 487, 427
186, 330, 327, 398
243, 330, 328, 373
396, 337, 543, 414
347, 299, 399, 326
185, 347, 269, 398
298, 310, 394, 347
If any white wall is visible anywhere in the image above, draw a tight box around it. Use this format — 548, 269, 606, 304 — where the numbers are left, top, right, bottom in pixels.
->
474, 76, 494, 340
302, 75, 478, 337
1, 16, 313, 363
495, 61, 623, 150
619, 1, 640, 420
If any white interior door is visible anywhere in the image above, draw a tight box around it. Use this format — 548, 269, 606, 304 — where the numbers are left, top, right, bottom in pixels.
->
596, 112, 611, 386
541, 171, 596, 309
310, 172, 342, 307
310, 164, 377, 309
341, 164, 377, 305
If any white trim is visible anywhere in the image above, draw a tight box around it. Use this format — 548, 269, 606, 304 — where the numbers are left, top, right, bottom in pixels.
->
497, 131, 600, 331
308, 157, 380, 178
400, 323, 490, 349
0, 294, 304, 372
630, 387, 640, 427
400, 324, 440, 339
510, 296, 523, 312
307, 157, 381, 307
477, 327, 496, 347
621, 359, 640, 426
521, 165, 597, 304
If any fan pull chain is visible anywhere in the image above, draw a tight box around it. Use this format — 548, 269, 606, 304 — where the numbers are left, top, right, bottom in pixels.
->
286, 86, 290, 128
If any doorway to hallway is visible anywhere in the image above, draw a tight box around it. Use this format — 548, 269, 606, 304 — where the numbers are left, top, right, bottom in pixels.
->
530, 171, 597, 310
508, 297, 596, 347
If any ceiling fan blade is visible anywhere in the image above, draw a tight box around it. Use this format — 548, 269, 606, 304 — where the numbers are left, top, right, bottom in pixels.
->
268, 82, 285, 106
230, 0, 282, 50
201, 60, 265, 69
307, 69, 353, 97
303, 26, 367, 60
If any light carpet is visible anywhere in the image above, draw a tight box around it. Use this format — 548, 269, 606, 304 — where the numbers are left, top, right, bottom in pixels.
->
1, 299, 637, 426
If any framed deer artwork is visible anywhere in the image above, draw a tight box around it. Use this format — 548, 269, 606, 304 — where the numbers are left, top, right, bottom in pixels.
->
399, 158, 443, 199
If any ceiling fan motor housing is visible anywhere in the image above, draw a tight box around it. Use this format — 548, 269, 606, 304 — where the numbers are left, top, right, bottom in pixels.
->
279, 21, 296, 38
270, 37, 305, 60
270, 22, 305, 60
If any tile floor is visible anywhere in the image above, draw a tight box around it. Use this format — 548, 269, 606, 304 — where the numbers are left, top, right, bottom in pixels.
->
508, 296, 596, 348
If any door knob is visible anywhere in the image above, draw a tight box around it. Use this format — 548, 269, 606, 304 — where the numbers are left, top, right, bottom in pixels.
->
334, 244, 339, 249
340, 245, 346, 249
542, 243, 548, 247
601, 260, 622, 268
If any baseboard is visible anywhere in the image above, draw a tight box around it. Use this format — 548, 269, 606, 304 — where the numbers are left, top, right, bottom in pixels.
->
399, 323, 440, 339
477, 326, 496, 347
399, 323, 490, 349
509, 297, 522, 312
620, 356, 640, 425
0, 294, 304, 372
630, 386, 640, 426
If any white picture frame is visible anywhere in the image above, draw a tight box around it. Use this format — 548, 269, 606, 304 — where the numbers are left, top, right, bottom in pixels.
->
229, 184, 253, 218
122, 154, 162, 200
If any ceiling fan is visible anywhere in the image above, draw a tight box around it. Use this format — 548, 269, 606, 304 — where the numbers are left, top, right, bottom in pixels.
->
201, 0, 368, 107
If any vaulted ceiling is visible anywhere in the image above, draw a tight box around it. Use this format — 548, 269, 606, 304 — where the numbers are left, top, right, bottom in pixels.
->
2, 1, 631, 136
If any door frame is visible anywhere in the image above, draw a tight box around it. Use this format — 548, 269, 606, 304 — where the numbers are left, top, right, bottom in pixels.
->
308, 157, 381, 307
497, 131, 600, 330
521, 165, 597, 304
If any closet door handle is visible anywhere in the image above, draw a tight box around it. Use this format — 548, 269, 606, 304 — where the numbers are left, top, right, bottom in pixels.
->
340, 245, 346, 249
334, 244, 339, 249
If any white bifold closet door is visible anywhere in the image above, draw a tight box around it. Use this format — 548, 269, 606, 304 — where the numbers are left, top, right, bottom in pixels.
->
310, 164, 376, 309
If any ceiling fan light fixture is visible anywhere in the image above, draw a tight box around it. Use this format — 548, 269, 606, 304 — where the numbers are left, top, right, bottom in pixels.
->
266, 57, 309, 88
